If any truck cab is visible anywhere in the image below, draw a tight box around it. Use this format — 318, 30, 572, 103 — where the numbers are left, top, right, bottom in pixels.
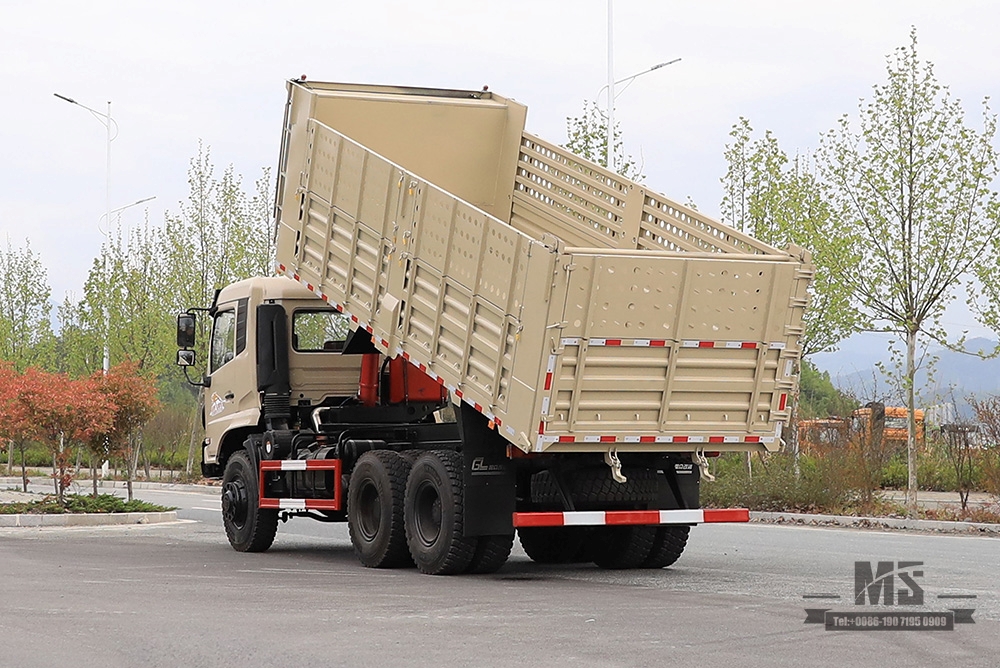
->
192, 277, 363, 475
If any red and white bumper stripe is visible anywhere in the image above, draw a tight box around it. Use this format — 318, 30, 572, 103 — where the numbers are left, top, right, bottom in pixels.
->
512, 507, 750, 528
259, 459, 342, 511
559, 337, 787, 350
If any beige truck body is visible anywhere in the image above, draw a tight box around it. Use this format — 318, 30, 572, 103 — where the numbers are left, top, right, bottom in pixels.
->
275, 80, 812, 455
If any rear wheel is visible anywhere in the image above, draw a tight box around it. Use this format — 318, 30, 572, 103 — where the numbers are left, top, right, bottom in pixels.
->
517, 526, 591, 564
466, 534, 514, 574
404, 450, 477, 575
221, 451, 278, 552
590, 525, 657, 569
348, 450, 413, 568
642, 525, 690, 569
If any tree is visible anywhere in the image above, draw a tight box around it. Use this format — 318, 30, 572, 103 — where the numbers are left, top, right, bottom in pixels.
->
0, 239, 55, 371
816, 29, 1000, 514
160, 144, 275, 474
0, 362, 32, 487
90, 361, 161, 500
19, 370, 113, 502
564, 100, 643, 181
721, 118, 861, 358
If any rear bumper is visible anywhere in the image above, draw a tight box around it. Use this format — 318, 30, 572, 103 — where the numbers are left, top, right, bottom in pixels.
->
512, 508, 749, 528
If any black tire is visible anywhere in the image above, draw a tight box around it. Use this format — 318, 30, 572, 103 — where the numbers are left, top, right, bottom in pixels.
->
642, 525, 690, 569
404, 450, 477, 575
590, 525, 657, 569
517, 526, 592, 564
348, 450, 413, 568
531, 467, 658, 509
221, 451, 278, 553
466, 534, 514, 574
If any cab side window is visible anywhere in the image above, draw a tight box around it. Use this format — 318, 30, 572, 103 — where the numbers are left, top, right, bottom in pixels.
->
293, 310, 352, 352
210, 310, 237, 373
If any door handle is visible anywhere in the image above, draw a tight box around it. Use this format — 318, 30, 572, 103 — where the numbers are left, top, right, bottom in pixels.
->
224, 391, 235, 400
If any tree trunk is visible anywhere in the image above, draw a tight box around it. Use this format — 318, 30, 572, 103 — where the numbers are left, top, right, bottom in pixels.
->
52, 453, 58, 497
905, 328, 919, 517
6, 440, 12, 476
91, 454, 98, 498
19, 442, 27, 492
185, 406, 200, 476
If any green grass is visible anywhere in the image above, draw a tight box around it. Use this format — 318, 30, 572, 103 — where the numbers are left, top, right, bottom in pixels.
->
0, 493, 175, 515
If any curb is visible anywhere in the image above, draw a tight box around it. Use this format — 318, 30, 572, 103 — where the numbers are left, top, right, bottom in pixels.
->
0, 477, 217, 494
0, 511, 178, 528
751, 511, 1000, 535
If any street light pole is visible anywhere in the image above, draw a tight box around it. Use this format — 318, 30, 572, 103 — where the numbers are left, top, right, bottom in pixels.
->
599, 58, 682, 173
54, 92, 118, 373
606, 0, 615, 172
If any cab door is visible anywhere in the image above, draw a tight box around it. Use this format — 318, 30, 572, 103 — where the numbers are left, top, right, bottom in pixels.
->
203, 298, 260, 464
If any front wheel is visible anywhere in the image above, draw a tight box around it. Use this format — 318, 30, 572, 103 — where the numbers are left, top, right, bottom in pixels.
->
221, 450, 278, 552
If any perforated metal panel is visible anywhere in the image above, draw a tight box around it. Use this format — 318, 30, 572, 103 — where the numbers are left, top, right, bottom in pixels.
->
274, 81, 813, 454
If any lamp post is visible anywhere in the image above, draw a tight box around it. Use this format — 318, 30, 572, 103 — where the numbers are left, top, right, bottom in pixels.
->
604, 2, 681, 172
54, 92, 119, 373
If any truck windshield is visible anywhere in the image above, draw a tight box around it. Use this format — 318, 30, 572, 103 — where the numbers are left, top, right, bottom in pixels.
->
293, 310, 353, 352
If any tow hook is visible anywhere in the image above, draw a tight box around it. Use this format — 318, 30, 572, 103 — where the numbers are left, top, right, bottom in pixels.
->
604, 448, 627, 484
694, 450, 716, 482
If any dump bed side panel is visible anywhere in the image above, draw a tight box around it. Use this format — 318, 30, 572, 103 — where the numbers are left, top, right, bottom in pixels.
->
275, 81, 813, 454
512, 133, 781, 256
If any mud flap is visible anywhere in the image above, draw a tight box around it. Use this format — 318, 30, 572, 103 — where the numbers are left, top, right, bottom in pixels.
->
656, 456, 700, 510
456, 403, 516, 537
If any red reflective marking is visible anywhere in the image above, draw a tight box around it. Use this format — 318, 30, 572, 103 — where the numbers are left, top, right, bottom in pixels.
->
650, 340, 667, 347
494, 418, 502, 427
606, 510, 660, 525
599, 435, 616, 443
278, 264, 286, 272
742, 341, 758, 349
673, 436, 689, 443
640, 436, 656, 443
402, 351, 410, 360
307, 283, 314, 291
709, 436, 725, 444
293, 273, 300, 281
512, 512, 565, 528
606, 339, 622, 346
703, 508, 750, 523
366, 326, 373, 334
321, 294, 329, 302
474, 403, 483, 412
437, 376, 445, 385
779, 393, 788, 411
381, 339, 389, 349
558, 435, 575, 443
418, 364, 427, 372
698, 341, 714, 348
454, 389, 463, 398
745, 435, 760, 443
351, 315, 359, 323
544, 372, 553, 391
538, 421, 545, 435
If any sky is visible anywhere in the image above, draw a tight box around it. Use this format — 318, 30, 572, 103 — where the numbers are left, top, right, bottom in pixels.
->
2, 0, 999, 362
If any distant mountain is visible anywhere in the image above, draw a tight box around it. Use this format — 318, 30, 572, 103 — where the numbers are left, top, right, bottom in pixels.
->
811, 334, 1000, 404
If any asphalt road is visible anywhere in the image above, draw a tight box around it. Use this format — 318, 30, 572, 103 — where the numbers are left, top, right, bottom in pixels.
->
1, 485, 997, 668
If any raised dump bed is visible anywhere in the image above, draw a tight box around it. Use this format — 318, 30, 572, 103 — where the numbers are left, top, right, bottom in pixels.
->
275, 79, 812, 454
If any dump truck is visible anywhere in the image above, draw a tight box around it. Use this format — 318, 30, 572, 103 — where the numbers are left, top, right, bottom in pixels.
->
176, 78, 813, 574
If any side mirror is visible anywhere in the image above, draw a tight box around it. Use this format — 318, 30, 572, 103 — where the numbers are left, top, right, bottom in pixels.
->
177, 313, 196, 348
177, 349, 197, 367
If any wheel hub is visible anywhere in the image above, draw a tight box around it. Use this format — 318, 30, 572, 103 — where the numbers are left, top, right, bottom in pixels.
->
221, 480, 248, 525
